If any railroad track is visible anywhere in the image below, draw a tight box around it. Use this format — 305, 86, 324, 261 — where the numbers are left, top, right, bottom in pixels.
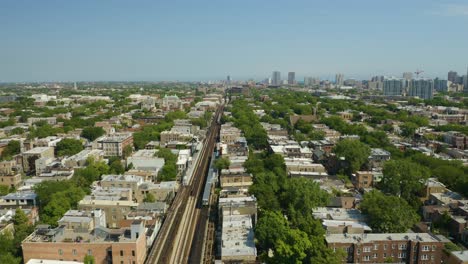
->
145, 105, 223, 264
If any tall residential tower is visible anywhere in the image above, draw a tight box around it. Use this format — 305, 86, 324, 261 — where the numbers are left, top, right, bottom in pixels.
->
287, 72, 296, 85
335, 73, 344, 87
272, 71, 281, 86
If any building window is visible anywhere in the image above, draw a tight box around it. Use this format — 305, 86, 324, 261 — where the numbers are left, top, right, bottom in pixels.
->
72, 249, 77, 256
383, 253, 387, 258
120, 250, 124, 256
432, 245, 436, 251
373, 244, 378, 250
421, 254, 428, 260
399, 244, 407, 250
398, 252, 406, 258
58, 249, 63, 255
363, 247, 371, 252
363, 255, 370, 261
392, 244, 396, 249
422, 245, 429, 251
383, 245, 387, 250
373, 253, 377, 259
88, 249, 92, 256
357, 249, 361, 255
132, 250, 135, 257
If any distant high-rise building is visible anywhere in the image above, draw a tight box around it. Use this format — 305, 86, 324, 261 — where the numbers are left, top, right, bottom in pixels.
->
448, 71, 458, 83
287, 72, 296, 85
304, 77, 319, 87
402, 72, 413, 81
383, 78, 405, 96
464, 66, 468, 93
371, 76, 384, 82
408, 79, 434, 100
434, 78, 448, 92
227, 75, 231, 85
272, 71, 281, 86
335, 73, 344, 87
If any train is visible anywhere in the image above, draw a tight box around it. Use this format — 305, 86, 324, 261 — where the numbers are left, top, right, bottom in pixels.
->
202, 153, 218, 206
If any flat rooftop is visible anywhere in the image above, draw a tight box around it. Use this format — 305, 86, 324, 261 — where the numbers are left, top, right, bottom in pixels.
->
313, 207, 365, 221
24, 147, 52, 154
452, 250, 468, 261
326, 233, 442, 244
131, 149, 157, 158
221, 214, 256, 258
27, 259, 83, 264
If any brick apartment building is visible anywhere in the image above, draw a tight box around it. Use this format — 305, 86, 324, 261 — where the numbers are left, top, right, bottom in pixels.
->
326, 233, 444, 264
95, 133, 133, 157
22, 215, 146, 264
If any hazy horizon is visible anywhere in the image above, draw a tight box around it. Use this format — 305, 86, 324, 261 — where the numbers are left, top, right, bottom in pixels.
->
1, 0, 468, 82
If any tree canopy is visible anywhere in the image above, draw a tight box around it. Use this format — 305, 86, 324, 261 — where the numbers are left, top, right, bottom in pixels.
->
81, 126, 105, 141
360, 190, 419, 233
0, 140, 20, 160
214, 157, 230, 171
55, 138, 84, 157
156, 148, 178, 181
333, 138, 371, 174
379, 159, 430, 208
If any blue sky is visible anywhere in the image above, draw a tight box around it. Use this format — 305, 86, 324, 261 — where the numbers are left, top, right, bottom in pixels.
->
1, 0, 468, 82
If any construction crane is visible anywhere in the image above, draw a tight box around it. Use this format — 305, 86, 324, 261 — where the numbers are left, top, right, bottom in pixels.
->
414, 69, 424, 78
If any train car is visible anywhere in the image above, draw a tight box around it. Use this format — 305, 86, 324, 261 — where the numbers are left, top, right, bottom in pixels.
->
202, 153, 218, 206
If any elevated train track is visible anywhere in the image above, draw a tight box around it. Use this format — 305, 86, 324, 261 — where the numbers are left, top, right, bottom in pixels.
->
145, 104, 223, 264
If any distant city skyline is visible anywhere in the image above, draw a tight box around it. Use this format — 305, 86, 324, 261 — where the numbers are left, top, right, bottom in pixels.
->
1, 0, 468, 82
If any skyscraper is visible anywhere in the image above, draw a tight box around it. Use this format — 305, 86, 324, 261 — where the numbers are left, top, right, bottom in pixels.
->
464, 66, 468, 93
434, 78, 448, 92
383, 78, 405, 96
227, 75, 231, 85
409, 79, 434, 100
287, 72, 296, 85
448, 71, 458, 83
335, 73, 344, 87
402, 72, 413, 81
272, 71, 281, 86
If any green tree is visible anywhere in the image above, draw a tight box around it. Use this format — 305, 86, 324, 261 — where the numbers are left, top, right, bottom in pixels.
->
1, 140, 20, 160
401, 122, 418, 138
123, 145, 133, 158
55, 138, 84, 156
255, 211, 289, 251
41, 187, 85, 226
271, 229, 312, 264
333, 139, 371, 174
214, 157, 230, 171
0, 253, 21, 264
73, 159, 110, 188
10, 127, 24, 135
360, 190, 419, 232
0, 185, 9, 195
380, 159, 429, 208
81, 126, 105, 141
156, 148, 178, 181
12, 208, 29, 227
109, 157, 125, 174
143, 193, 156, 203
84, 255, 96, 264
